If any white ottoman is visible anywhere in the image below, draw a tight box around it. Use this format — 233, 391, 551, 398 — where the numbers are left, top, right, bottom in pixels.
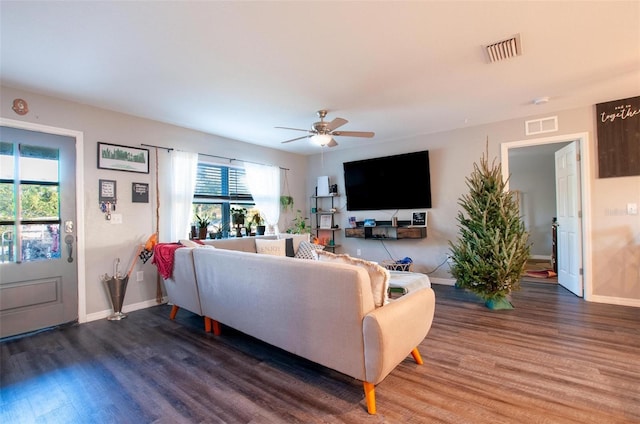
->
388, 270, 431, 295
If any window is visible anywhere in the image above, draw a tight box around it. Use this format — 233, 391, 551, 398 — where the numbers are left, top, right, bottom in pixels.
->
192, 162, 256, 237
1, 142, 62, 263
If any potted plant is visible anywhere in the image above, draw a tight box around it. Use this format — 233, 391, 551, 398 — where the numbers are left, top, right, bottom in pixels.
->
449, 148, 530, 310
286, 209, 310, 234
280, 195, 294, 212
195, 214, 210, 240
252, 212, 266, 236
230, 207, 247, 237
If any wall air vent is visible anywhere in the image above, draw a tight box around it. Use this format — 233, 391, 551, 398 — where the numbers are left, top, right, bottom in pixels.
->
485, 34, 522, 63
525, 116, 558, 136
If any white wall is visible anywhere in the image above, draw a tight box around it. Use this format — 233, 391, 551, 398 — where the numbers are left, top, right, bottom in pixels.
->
1, 85, 309, 319
306, 105, 640, 306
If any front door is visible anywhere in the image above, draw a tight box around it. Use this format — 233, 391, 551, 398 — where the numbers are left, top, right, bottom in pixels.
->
0, 126, 78, 338
554, 141, 583, 297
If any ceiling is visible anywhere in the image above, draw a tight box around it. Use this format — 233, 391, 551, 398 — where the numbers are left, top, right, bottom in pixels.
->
1, 1, 638, 155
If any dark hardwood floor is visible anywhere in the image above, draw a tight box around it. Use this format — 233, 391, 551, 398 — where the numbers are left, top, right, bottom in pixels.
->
2, 281, 639, 423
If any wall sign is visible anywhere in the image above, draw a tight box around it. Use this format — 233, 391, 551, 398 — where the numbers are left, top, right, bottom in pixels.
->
132, 182, 149, 203
596, 96, 640, 178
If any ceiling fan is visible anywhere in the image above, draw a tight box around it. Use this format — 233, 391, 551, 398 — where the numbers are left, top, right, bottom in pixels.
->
276, 110, 374, 148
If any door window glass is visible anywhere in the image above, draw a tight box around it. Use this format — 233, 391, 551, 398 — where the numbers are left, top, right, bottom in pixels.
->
0, 143, 60, 263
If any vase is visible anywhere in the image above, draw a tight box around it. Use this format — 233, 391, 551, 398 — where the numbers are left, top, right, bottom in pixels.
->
104, 276, 129, 320
256, 225, 266, 236
485, 297, 514, 310
198, 227, 207, 240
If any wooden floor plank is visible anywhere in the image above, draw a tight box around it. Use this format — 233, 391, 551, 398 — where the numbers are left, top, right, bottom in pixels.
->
1, 281, 638, 423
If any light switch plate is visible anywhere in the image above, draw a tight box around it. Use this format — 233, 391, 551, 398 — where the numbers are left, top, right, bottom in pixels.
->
627, 203, 638, 215
110, 213, 123, 224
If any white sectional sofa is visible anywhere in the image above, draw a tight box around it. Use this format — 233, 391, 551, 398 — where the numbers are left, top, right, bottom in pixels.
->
160, 236, 436, 414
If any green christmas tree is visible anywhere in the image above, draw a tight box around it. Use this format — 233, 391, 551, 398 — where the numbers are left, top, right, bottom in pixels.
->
449, 149, 530, 309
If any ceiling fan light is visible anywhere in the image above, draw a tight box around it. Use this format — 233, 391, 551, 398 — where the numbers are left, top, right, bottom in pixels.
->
311, 134, 332, 146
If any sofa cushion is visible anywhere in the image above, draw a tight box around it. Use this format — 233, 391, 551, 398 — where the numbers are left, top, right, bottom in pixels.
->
318, 251, 390, 307
255, 238, 287, 256
295, 240, 325, 260
277, 233, 310, 255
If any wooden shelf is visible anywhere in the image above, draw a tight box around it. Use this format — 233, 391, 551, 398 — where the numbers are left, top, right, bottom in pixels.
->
345, 225, 426, 240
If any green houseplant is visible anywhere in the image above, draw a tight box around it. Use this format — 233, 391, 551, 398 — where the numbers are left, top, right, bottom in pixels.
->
449, 149, 530, 310
195, 214, 210, 240
252, 212, 266, 236
230, 207, 247, 237
286, 209, 310, 234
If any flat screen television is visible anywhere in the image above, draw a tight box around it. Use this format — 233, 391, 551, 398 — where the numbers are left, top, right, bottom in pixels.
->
343, 150, 432, 211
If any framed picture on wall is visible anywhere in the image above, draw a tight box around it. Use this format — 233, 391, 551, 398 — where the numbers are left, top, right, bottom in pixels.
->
98, 142, 149, 173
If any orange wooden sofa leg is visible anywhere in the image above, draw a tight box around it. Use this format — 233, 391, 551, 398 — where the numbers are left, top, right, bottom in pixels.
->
204, 317, 212, 333
169, 305, 179, 320
363, 382, 376, 415
411, 347, 424, 365
212, 320, 222, 336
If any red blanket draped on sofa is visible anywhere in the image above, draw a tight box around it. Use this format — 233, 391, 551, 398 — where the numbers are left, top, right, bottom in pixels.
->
152, 243, 183, 279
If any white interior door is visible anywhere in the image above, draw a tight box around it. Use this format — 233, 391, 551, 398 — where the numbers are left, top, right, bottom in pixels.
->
554, 142, 583, 297
0, 126, 78, 338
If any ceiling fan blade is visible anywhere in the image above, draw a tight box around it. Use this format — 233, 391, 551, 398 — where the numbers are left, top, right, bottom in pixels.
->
275, 126, 312, 133
327, 138, 338, 148
326, 117, 348, 131
281, 135, 310, 144
332, 131, 375, 138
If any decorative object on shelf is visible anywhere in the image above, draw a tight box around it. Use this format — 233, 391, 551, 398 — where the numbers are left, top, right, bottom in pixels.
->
319, 214, 332, 229
12, 98, 29, 115
349, 216, 357, 228
99, 179, 117, 220
364, 219, 376, 227
195, 214, 210, 239
411, 211, 427, 227
230, 207, 247, 237
132, 182, 149, 203
317, 176, 330, 196
97, 142, 149, 173
449, 143, 530, 310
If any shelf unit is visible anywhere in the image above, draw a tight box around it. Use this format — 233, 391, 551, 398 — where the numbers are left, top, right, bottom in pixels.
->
311, 195, 340, 251
344, 220, 426, 240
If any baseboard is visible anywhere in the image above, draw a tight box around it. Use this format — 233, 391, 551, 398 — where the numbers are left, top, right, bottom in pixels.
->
86, 297, 168, 322
430, 277, 456, 286
587, 294, 640, 308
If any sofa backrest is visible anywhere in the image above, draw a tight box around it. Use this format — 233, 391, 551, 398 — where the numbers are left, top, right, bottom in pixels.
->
202, 236, 276, 252
192, 247, 375, 381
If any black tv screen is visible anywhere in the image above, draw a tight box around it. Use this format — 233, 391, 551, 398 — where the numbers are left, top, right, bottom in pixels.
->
343, 150, 432, 211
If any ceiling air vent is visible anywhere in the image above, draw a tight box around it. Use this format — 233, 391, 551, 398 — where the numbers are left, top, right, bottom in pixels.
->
485, 34, 522, 63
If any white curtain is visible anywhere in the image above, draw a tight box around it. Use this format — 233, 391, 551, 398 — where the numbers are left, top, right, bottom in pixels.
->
158, 150, 198, 242
244, 162, 280, 234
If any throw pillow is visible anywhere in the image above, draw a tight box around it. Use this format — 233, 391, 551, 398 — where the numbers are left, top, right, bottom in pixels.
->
295, 240, 325, 260
255, 238, 287, 256
179, 239, 200, 248
317, 251, 390, 307
278, 233, 310, 255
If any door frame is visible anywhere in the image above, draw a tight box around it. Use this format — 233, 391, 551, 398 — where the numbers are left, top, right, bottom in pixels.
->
0, 117, 87, 323
500, 132, 593, 301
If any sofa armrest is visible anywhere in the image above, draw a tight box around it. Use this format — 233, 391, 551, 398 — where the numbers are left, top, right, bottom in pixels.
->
362, 287, 436, 384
